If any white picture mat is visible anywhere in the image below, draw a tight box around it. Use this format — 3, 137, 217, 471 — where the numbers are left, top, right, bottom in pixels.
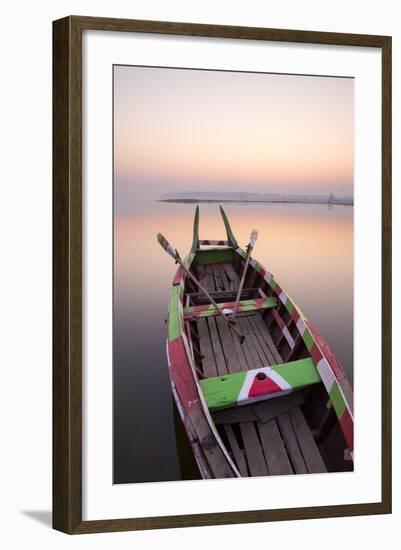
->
82, 30, 382, 521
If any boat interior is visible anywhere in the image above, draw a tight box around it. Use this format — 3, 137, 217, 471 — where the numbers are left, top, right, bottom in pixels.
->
183, 246, 353, 478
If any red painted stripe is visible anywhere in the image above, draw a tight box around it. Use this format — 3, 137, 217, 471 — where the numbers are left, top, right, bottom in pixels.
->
259, 267, 266, 278
291, 308, 300, 323
274, 284, 282, 295
248, 375, 282, 397
172, 267, 184, 285
339, 408, 354, 452
306, 321, 347, 382
310, 343, 323, 365
168, 338, 199, 408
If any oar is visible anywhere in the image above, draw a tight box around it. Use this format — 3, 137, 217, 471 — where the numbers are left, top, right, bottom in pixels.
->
157, 233, 245, 343
230, 229, 258, 321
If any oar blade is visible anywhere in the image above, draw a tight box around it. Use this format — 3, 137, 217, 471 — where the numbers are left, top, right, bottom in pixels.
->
248, 229, 258, 249
157, 233, 176, 259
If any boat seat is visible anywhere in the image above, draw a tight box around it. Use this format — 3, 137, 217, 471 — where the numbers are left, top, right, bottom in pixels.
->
183, 296, 277, 320
199, 358, 321, 410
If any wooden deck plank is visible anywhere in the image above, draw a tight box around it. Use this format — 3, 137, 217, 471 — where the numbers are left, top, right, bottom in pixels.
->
222, 264, 240, 290
289, 406, 327, 473
240, 422, 269, 476
215, 316, 242, 374
252, 314, 283, 364
276, 412, 308, 474
229, 326, 249, 372
217, 264, 231, 290
212, 392, 305, 425
237, 317, 264, 369
207, 318, 229, 376
205, 265, 216, 292
213, 405, 258, 425
258, 420, 294, 475
223, 424, 249, 477
211, 264, 224, 291
247, 315, 277, 365
217, 312, 248, 372
230, 318, 256, 371
197, 318, 218, 378
242, 317, 272, 366
252, 391, 305, 424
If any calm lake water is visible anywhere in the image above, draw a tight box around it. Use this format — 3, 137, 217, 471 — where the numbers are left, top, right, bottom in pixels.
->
113, 200, 353, 484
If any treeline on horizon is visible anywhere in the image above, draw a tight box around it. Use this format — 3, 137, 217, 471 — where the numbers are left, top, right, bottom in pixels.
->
159, 191, 354, 205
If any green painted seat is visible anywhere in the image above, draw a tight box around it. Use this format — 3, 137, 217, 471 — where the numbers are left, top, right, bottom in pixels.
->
199, 358, 321, 410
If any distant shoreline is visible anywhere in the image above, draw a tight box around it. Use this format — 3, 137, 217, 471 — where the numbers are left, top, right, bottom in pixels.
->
158, 199, 353, 206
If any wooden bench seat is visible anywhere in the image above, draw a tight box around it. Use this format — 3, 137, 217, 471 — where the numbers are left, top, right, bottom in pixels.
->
184, 296, 277, 320
199, 358, 321, 410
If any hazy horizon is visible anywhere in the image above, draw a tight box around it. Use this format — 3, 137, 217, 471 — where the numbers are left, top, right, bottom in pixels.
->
114, 66, 353, 209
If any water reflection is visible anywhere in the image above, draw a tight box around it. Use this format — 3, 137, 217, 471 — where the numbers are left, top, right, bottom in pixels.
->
113, 200, 353, 483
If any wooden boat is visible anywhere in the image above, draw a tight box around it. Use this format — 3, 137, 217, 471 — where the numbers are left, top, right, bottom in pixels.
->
164, 206, 354, 478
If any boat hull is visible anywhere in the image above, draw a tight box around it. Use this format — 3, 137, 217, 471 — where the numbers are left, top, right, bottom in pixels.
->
164, 207, 353, 478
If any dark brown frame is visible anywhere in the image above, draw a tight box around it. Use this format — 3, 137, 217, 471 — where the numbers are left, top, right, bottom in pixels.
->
53, 15, 392, 534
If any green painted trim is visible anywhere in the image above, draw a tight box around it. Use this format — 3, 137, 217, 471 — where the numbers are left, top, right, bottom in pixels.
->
286, 300, 294, 313
200, 371, 247, 409
167, 286, 182, 342
329, 382, 346, 418
219, 206, 239, 248
196, 248, 234, 265
270, 278, 277, 290
303, 328, 314, 351
273, 358, 321, 387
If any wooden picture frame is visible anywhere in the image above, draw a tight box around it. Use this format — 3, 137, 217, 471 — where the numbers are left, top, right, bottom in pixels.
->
53, 15, 392, 534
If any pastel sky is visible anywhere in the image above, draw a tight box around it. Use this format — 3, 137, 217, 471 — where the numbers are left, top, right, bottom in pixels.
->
114, 65, 353, 199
